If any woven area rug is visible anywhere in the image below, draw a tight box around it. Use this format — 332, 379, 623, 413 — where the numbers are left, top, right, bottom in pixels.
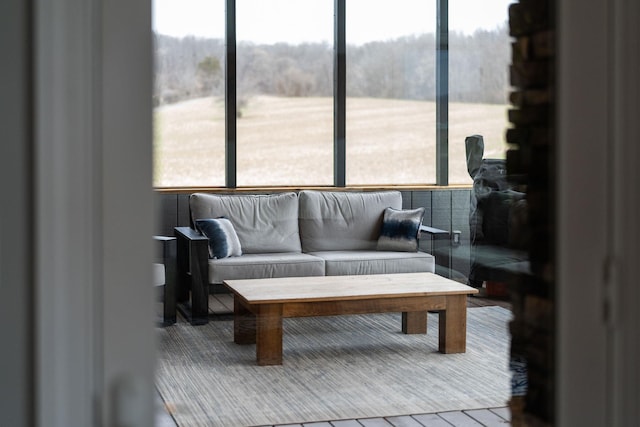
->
156, 306, 512, 427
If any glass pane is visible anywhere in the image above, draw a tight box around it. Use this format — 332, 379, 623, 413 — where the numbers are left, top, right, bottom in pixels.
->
448, 0, 514, 184
236, 0, 333, 186
346, 0, 437, 185
152, 0, 226, 187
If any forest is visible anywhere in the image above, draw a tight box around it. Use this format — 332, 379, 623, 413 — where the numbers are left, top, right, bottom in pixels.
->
153, 25, 511, 107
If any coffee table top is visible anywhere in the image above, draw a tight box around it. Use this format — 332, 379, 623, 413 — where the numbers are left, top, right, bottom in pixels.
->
223, 272, 478, 305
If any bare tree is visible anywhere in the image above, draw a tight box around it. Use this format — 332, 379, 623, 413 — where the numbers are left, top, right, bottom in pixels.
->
154, 26, 510, 106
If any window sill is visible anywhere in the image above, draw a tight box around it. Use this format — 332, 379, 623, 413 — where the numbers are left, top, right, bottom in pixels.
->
153, 184, 473, 194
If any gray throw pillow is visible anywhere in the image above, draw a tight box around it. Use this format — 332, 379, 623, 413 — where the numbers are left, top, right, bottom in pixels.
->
195, 218, 242, 259
376, 207, 425, 252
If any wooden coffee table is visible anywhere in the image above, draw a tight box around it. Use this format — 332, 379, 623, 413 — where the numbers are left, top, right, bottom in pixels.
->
223, 272, 478, 366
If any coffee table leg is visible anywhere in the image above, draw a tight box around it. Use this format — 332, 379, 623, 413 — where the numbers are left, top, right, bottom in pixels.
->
256, 303, 283, 366
234, 296, 256, 345
402, 311, 427, 334
439, 295, 467, 353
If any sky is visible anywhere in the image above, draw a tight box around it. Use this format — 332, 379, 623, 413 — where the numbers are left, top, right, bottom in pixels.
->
153, 0, 514, 45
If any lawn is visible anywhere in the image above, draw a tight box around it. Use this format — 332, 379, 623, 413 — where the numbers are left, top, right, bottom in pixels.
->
153, 95, 510, 187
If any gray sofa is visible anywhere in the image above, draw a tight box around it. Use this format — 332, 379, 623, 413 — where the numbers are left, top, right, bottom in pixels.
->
175, 190, 440, 324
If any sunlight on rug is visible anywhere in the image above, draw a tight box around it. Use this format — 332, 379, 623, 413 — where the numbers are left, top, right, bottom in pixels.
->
156, 306, 512, 427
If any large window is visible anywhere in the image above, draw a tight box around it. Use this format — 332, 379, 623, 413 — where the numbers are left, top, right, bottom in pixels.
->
152, 0, 226, 187
236, 0, 333, 186
448, 0, 512, 184
346, 0, 436, 185
152, 0, 512, 188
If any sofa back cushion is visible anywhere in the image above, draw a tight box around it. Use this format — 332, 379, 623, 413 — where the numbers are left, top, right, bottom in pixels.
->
298, 190, 403, 252
190, 192, 302, 254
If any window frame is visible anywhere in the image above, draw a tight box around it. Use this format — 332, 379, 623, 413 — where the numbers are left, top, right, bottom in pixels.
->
179, 0, 451, 189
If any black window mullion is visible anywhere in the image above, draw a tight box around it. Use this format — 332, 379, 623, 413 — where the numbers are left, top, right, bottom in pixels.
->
436, 0, 449, 186
223, 0, 446, 188
225, 0, 237, 188
334, 0, 346, 187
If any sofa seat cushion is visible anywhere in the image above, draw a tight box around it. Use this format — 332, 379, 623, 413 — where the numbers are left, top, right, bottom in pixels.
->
207, 253, 325, 284
299, 190, 403, 252
308, 250, 435, 276
190, 192, 302, 254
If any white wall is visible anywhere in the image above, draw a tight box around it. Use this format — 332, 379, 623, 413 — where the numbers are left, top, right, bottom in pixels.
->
2, 0, 155, 426
558, 0, 640, 425
100, 0, 156, 424
609, 0, 640, 423
0, 0, 35, 425
557, 0, 609, 424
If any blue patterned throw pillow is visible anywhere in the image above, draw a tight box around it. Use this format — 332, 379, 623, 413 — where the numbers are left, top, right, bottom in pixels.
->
195, 218, 242, 259
376, 207, 425, 252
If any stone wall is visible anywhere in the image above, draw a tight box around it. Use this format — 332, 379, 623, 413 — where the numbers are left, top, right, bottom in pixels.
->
507, 0, 555, 425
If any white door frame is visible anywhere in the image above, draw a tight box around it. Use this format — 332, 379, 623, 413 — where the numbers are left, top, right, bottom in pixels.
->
558, 0, 640, 424
609, 0, 640, 423
34, 0, 155, 425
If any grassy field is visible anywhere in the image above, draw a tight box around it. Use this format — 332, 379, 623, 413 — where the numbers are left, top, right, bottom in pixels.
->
154, 95, 510, 187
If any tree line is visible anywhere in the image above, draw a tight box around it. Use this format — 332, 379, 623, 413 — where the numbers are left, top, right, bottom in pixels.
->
153, 25, 510, 107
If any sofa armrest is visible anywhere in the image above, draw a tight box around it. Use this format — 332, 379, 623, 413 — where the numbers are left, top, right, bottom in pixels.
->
419, 224, 462, 278
175, 226, 208, 242
420, 225, 461, 246
153, 235, 177, 262
174, 226, 209, 325
419, 224, 450, 240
